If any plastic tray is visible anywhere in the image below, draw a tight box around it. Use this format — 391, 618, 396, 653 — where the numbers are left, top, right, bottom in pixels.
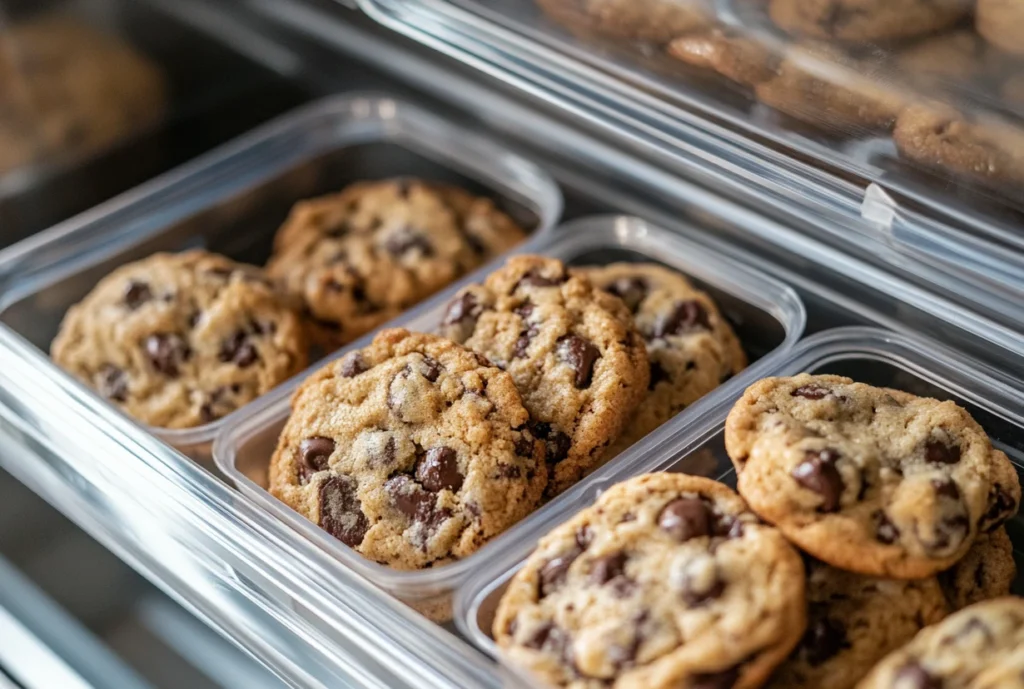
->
455, 326, 1024, 676
212, 213, 805, 617
0, 93, 562, 461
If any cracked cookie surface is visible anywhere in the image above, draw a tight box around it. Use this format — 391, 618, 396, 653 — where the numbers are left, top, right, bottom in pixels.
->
268, 329, 546, 570
724, 374, 1020, 578
267, 179, 526, 350
439, 255, 649, 496
51, 250, 307, 429
494, 473, 807, 689
578, 262, 746, 458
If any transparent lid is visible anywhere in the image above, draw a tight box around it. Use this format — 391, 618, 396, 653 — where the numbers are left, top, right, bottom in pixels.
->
355, 0, 1024, 300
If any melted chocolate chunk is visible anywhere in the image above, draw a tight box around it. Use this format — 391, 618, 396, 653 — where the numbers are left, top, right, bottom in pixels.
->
220, 331, 258, 368
442, 292, 481, 327
340, 352, 368, 378
300, 436, 335, 478
653, 300, 710, 338
420, 356, 442, 383
649, 361, 670, 390
415, 446, 463, 492
875, 510, 901, 544
557, 334, 600, 389
792, 449, 843, 512
514, 267, 567, 290
539, 548, 581, 596
588, 551, 628, 586
658, 497, 712, 542
385, 228, 434, 257
531, 422, 572, 464
318, 475, 369, 547
605, 276, 647, 312
792, 384, 830, 400
97, 364, 128, 402
982, 484, 1018, 531
123, 280, 152, 310
144, 333, 190, 378
926, 439, 961, 465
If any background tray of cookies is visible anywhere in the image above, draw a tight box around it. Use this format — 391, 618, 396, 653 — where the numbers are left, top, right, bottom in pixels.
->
353, 0, 1024, 319
211, 214, 805, 620
0, 94, 562, 461
456, 325, 1024, 688
0, 0, 312, 248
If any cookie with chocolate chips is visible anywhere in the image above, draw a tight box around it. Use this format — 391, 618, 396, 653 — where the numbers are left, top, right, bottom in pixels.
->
768, 0, 969, 43
51, 250, 308, 429
725, 374, 1021, 579
578, 262, 746, 458
268, 329, 546, 577
438, 255, 649, 496
267, 179, 527, 351
857, 596, 1024, 689
768, 559, 949, 689
494, 473, 807, 689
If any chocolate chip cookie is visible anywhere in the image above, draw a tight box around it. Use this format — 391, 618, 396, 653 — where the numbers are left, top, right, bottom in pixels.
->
939, 526, 1016, 611
896, 31, 1003, 89
578, 263, 746, 457
494, 473, 807, 689
977, 0, 1024, 55
667, 28, 781, 88
893, 105, 1024, 190
856, 597, 1024, 688
268, 329, 546, 572
768, 0, 969, 43
534, 0, 712, 45
267, 179, 527, 351
0, 18, 166, 175
724, 374, 1021, 579
754, 42, 904, 132
438, 256, 649, 496
768, 560, 949, 689
51, 250, 307, 429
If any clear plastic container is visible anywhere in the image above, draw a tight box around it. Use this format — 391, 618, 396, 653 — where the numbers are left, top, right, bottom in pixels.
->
460, 327, 1024, 667
0, 93, 562, 461
354, 0, 1024, 306
455, 325, 1024, 676
212, 213, 805, 618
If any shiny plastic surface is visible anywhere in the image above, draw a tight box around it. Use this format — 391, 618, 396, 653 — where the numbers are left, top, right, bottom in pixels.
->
213, 214, 804, 612
356, 0, 1024, 300
0, 94, 562, 460
455, 326, 1024, 682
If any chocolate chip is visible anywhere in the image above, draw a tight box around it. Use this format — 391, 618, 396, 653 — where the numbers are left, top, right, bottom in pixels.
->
926, 440, 961, 465
299, 436, 335, 483
930, 514, 969, 552
514, 302, 534, 320
514, 433, 536, 458
540, 548, 581, 596
496, 463, 521, 479
220, 331, 258, 368
340, 352, 368, 377
123, 280, 152, 309
144, 333, 190, 377
714, 514, 745, 539
515, 267, 567, 290
653, 300, 710, 338
894, 662, 942, 689
792, 384, 830, 399
522, 622, 553, 649
875, 510, 900, 544
649, 361, 670, 390
385, 228, 434, 257
792, 449, 843, 512
576, 525, 593, 549
605, 276, 647, 312
514, 325, 538, 359
802, 615, 849, 666
981, 484, 1017, 531
557, 335, 600, 389
531, 422, 572, 464
442, 293, 481, 327
691, 667, 740, 689
933, 479, 961, 500
589, 551, 627, 585
420, 356, 442, 382
318, 475, 369, 547
385, 475, 449, 533
97, 364, 128, 402
522, 622, 571, 662
415, 446, 463, 492
658, 497, 712, 541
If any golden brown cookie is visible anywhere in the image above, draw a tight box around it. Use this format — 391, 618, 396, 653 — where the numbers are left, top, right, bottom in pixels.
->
769, 0, 969, 43
51, 251, 307, 429
977, 0, 1024, 55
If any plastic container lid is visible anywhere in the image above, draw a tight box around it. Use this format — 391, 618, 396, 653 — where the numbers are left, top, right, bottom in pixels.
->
353, 0, 1024, 313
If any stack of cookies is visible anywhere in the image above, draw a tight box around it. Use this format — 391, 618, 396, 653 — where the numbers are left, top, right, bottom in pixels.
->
267, 256, 746, 585
494, 373, 1021, 688
51, 178, 527, 429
